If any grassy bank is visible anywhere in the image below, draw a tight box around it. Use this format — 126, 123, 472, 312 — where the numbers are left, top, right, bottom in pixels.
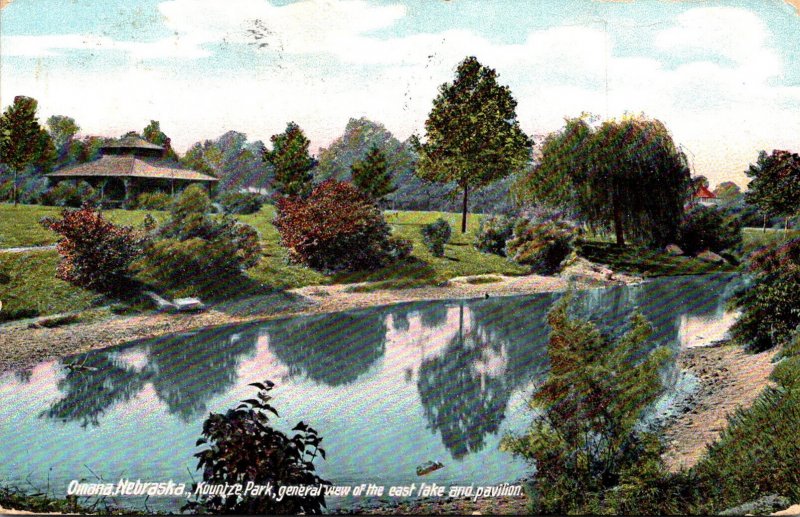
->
0, 249, 104, 322
1, 204, 526, 320
691, 336, 800, 513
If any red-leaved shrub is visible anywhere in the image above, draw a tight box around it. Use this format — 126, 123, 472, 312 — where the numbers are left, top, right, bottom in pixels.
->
274, 180, 411, 271
42, 203, 144, 294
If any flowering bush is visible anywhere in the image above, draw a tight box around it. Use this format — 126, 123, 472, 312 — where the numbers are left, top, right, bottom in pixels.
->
420, 218, 452, 257
274, 180, 411, 271
507, 218, 578, 274
41, 203, 143, 294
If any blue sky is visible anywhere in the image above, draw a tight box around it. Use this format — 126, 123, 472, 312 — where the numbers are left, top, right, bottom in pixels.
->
2, 0, 800, 187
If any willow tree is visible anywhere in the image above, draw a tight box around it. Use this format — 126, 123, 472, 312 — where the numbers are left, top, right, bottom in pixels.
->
414, 56, 532, 233
517, 115, 691, 247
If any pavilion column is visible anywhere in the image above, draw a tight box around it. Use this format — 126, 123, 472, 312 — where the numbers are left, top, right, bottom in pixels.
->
123, 178, 130, 201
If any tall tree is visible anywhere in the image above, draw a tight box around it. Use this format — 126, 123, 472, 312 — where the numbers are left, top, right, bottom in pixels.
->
517, 115, 691, 247
263, 122, 317, 198
46, 115, 79, 152
0, 96, 49, 205
350, 144, 396, 204
142, 120, 178, 160
745, 149, 800, 232
413, 56, 532, 233
182, 131, 271, 191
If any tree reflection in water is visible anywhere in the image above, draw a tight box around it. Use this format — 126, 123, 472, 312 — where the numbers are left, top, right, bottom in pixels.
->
414, 297, 553, 460
42, 326, 260, 426
267, 311, 387, 386
43, 353, 146, 428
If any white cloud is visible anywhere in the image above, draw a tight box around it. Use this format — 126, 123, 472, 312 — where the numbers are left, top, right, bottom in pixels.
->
3, 3, 800, 188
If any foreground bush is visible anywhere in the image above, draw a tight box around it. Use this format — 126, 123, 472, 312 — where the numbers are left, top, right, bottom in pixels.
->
679, 205, 742, 255
134, 191, 171, 210
274, 180, 411, 271
501, 298, 673, 514
730, 237, 800, 352
507, 218, 578, 274
474, 215, 514, 256
420, 218, 452, 257
185, 380, 330, 514
217, 191, 265, 215
41, 203, 143, 294
133, 185, 261, 296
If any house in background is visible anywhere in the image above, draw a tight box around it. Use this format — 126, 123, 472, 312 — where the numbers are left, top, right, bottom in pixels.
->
46, 135, 218, 204
692, 185, 718, 207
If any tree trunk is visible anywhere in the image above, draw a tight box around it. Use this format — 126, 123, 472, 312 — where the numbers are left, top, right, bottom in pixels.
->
763, 213, 767, 233
461, 184, 469, 234
613, 193, 625, 246
12, 169, 17, 207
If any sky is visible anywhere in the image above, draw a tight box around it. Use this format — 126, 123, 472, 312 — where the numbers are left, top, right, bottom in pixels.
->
2, 0, 800, 187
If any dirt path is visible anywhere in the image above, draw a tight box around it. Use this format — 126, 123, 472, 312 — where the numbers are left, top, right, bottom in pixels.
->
662, 343, 779, 472
0, 245, 56, 253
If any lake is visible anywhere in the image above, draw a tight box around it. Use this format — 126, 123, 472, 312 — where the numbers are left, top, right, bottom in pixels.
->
0, 273, 741, 512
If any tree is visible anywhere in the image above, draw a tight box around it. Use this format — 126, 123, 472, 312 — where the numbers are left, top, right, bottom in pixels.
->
517, 115, 691, 247
46, 115, 79, 152
414, 56, 532, 233
0, 96, 49, 205
501, 298, 672, 513
350, 144, 396, 203
263, 122, 317, 198
745, 150, 800, 232
142, 120, 178, 160
714, 181, 743, 204
182, 131, 271, 192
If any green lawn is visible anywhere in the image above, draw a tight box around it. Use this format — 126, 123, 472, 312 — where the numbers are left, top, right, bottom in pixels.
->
0, 203, 169, 248
742, 227, 800, 256
6, 203, 790, 322
0, 203, 527, 320
0, 249, 103, 322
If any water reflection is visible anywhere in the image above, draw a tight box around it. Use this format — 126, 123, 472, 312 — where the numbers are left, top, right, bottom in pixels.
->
27, 274, 741, 470
268, 312, 387, 386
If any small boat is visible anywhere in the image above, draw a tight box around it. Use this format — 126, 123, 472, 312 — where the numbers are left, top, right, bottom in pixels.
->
416, 460, 444, 476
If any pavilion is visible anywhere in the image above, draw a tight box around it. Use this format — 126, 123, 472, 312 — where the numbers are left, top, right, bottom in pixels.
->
46, 135, 218, 203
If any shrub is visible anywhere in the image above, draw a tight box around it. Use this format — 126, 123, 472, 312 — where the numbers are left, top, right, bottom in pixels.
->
420, 218, 452, 257
184, 380, 330, 515
474, 215, 515, 256
134, 191, 171, 211
506, 218, 577, 274
41, 203, 143, 294
501, 299, 672, 514
217, 191, 265, 215
274, 180, 411, 271
679, 205, 742, 255
729, 237, 800, 352
133, 185, 261, 296
40, 181, 97, 208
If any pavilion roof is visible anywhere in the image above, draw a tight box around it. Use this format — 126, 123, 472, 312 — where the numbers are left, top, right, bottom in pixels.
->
695, 185, 716, 199
46, 155, 218, 182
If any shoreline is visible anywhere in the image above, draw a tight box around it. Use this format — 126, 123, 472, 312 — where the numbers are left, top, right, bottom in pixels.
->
0, 261, 640, 375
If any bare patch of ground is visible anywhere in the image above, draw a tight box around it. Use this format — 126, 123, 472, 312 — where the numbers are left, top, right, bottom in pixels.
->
662, 343, 779, 472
